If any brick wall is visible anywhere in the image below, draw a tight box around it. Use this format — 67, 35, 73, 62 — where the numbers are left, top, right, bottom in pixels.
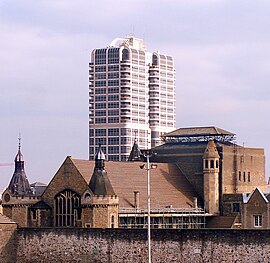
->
3, 228, 270, 262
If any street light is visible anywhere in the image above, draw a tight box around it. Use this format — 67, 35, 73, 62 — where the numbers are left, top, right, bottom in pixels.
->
140, 152, 157, 263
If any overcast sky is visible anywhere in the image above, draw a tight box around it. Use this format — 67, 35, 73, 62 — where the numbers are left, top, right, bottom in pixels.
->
1, 0, 270, 192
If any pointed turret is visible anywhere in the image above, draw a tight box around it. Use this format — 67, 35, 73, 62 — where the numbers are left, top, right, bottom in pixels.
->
89, 144, 115, 195
128, 139, 142, 161
8, 138, 32, 196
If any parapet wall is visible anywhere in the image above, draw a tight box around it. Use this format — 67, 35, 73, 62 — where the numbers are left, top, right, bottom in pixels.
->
4, 228, 270, 262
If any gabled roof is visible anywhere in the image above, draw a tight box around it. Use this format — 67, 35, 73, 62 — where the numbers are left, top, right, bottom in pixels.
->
243, 188, 269, 203
163, 126, 235, 138
72, 159, 200, 210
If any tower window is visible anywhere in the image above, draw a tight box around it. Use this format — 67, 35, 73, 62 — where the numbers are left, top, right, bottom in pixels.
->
32, 210, 37, 220
111, 215, 115, 228
239, 171, 241, 181
210, 160, 214, 169
243, 172, 246, 182
205, 160, 209, 169
215, 160, 219, 168
232, 203, 240, 213
248, 172, 251, 182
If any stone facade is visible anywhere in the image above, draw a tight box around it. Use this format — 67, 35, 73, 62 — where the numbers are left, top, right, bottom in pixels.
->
0, 218, 17, 263
1, 228, 270, 262
2, 156, 119, 229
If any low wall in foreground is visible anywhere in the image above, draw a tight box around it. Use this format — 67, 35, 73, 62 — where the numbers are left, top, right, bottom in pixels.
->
3, 228, 270, 262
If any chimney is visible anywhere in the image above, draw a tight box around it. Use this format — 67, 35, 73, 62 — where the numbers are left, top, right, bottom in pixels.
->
134, 191, 140, 209
193, 197, 198, 209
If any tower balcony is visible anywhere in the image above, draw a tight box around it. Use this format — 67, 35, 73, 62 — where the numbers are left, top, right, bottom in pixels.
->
121, 102, 131, 109
149, 83, 159, 88
121, 95, 131, 102
121, 109, 131, 117
120, 73, 131, 79
121, 80, 131, 87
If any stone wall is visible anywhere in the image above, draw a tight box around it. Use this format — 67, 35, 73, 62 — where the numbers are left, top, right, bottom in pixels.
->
0, 223, 17, 263
3, 228, 270, 262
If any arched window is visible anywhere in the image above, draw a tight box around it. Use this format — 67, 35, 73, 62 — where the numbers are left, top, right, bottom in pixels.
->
111, 214, 115, 228
55, 189, 81, 227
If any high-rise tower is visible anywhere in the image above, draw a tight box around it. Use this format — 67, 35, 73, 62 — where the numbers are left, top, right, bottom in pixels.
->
89, 36, 176, 161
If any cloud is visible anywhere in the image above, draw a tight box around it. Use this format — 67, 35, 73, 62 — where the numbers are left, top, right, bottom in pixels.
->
1, 0, 270, 191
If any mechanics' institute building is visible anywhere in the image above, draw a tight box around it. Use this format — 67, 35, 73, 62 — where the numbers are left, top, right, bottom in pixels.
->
1, 126, 270, 229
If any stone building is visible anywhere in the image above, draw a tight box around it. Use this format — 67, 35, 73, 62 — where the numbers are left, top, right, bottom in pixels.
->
1, 126, 270, 229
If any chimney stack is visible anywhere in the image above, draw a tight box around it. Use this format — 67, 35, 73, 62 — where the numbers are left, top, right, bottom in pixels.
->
134, 191, 140, 209
193, 197, 198, 209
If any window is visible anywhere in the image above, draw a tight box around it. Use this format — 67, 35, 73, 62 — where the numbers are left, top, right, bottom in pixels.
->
108, 72, 119, 79
95, 110, 106, 116
108, 146, 119, 154
55, 189, 81, 227
232, 203, 240, 213
216, 160, 219, 168
108, 137, 119, 145
205, 160, 209, 169
243, 172, 246, 182
32, 210, 37, 220
108, 80, 119, 86
210, 160, 214, 169
108, 94, 119, 101
122, 49, 130, 61
108, 102, 119, 108
95, 138, 106, 145
239, 171, 241, 181
95, 118, 106, 124
95, 95, 106, 102
248, 172, 251, 182
95, 129, 106, 136
108, 110, 119, 116
108, 65, 119, 71
108, 128, 119, 136
108, 87, 119, 93
95, 88, 106, 94
111, 215, 115, 228
95, 103, 106, 109
108, 117, 119, 123
89, 129, 94, 137
95, 65, 106, 72
95, 80, 106, 87
254, 215, 262, 227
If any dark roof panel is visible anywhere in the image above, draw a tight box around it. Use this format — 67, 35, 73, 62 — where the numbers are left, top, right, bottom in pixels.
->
163, 126, 235, 138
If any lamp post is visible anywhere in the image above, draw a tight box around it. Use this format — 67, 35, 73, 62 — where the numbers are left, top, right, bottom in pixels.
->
141, 152, 157, 263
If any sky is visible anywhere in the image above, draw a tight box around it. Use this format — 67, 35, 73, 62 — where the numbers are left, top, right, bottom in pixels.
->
1, 0, 270, 192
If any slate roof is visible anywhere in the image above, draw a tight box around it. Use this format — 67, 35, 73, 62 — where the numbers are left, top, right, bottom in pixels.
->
71, 159, 200, 210
163, 126, 235, 138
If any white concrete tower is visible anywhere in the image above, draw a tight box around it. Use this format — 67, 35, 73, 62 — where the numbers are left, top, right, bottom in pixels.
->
89, 36, 176, 161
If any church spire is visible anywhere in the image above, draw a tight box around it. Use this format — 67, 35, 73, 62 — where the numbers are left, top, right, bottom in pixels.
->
8, 137, 32, 196
128, 139, 142, 161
